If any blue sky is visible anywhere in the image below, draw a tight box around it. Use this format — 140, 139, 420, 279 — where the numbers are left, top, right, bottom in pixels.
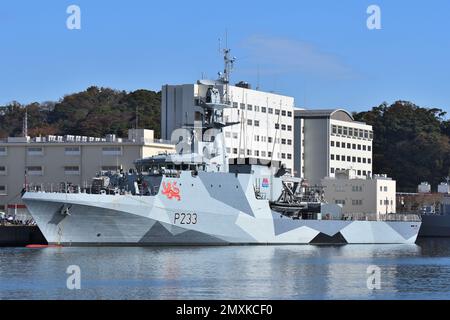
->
1, 0, 449, 112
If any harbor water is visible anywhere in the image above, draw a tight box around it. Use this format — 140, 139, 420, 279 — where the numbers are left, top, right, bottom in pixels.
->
1, 238, 450, 300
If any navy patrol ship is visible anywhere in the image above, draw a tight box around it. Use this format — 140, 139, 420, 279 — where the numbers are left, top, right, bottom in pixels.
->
22, 49, 421, 246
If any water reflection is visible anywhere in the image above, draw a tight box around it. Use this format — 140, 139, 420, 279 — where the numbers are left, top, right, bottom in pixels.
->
0, 239, 449, 300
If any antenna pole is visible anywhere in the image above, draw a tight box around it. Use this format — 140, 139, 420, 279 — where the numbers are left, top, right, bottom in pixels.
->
23, 106, 28, 137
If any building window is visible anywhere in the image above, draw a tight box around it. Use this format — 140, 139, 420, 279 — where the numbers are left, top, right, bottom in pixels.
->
101, 166, 121, 171
331, 154, 335, 160
347, 143, 351, 149
363, 158, 367, 163
352, 200, 363, 206
64, 166, 80, 175
225, 132, 231, 138
255, 135, 260, 142
336, 142, 340, 148
275, 123, 280, 129
347, 156, 351, 162
27, 147, 43, 156
226, 147, 231, 153
337, 126, 342, 135
247, 119, 253, 126
369, 131, 374, 140
233, 102, 238, 108
336, 155, 341, 161
240, 149, 245, 155
384, 186, 388, 192
281, 139, 286, 145
0, 166, 6, 175
357, 144, 361, 150
268, 108, 273, 114
368, 158, 372, 164
368, 146, 372, 152
261, 107, 267, 113
233, 148, 238, 154
26, 166, 43, 176
0, 185, 7, 195
343, 127, 348, 136
357, 157, 361, 163
281, 110, 286, 116
281, 153, 286, 159
255, 150, 259, 157
247, 105, 253, 111
331, 168, 335, 174
102, 146, 122, 156
352, 156, 356, 162
254, 106, 260, 112
275, 109, 280, 115
240, 103, 245, 110
261, 151, 266, 157
232, 132, 238, 139
247, 150, 252, 156
332, 125, 337, 134
254, 120, 260, 127
352, 144, 356, 150
281, 124, 286, 130
0, 147, 7, 156
65, 146, 81, 155
357, 170, 361, 175
287, 139, 292, 145
287, 111, 292, 117
287, 154, 292, 160
268, 151, 272, 157
335, 200, 345, 205
268, 137, 273, 143
287, 125, 292, 131
348, 128, 353, 136
331, 141, 335, 147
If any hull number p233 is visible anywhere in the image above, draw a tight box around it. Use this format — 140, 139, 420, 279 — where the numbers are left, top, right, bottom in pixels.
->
174, 213, 197, 225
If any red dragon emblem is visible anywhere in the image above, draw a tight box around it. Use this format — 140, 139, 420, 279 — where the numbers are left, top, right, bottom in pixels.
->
161, 181, 181, 201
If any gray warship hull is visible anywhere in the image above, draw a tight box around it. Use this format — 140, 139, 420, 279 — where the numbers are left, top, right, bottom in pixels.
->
23, 172, 420, 245
419, 214, 450, 237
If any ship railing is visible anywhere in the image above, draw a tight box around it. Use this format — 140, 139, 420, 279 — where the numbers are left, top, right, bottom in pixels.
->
340, 212, 421, 222
25, 183, 100, 195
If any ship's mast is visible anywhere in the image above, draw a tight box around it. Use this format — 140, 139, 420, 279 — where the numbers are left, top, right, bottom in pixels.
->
219, 46, 236, 105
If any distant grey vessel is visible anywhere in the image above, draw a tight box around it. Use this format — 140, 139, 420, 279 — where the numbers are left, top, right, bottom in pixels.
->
420, 195, 450, 237
22, 49, 421, 246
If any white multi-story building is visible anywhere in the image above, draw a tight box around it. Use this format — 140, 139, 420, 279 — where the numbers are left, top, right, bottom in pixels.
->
321, 169, 396, 218
294, 109, 373, 185
0, 129, 174, 218
161, 81, 295, 172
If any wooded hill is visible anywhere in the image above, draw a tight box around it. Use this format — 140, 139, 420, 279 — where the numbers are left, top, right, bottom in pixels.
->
0, 86, 161, 139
